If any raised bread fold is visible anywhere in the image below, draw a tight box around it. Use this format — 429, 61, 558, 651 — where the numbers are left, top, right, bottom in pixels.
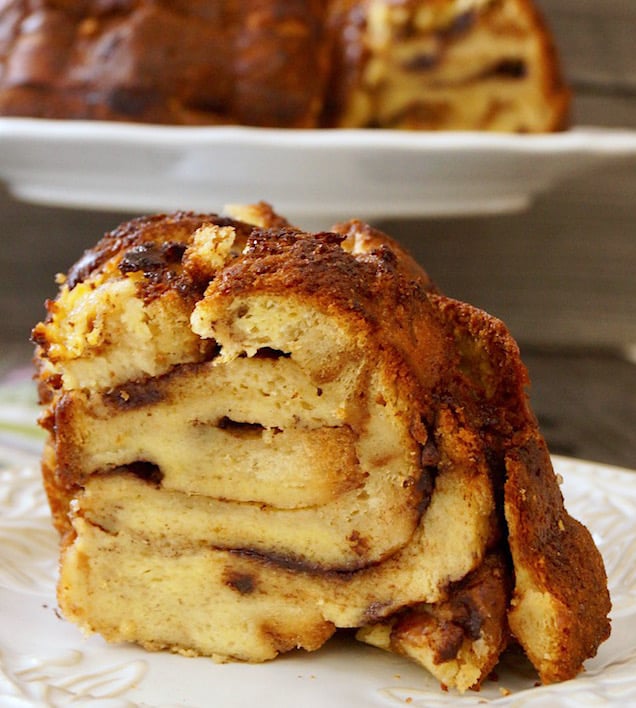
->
33, 203, 609, 692
1, 0, 568, 131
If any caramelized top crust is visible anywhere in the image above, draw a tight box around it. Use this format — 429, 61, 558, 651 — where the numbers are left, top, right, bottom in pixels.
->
211, 228, 421, 315
64, 211, 255, 290
36, 205, 435, 329
195, 225, 449, 402
32, 204, 446, 397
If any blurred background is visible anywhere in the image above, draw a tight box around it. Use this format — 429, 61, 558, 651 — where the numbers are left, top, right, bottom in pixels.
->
1, 0, 634, 468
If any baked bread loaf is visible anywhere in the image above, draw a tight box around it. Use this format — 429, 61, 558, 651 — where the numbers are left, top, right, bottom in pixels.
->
33, 203, 610, 692
1, 0, 569, 131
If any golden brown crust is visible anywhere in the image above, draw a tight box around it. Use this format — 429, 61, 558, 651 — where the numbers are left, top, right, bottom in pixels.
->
428, 293, 534, 439
1, 0, 568, 131
425, 292, 611, 681
505, 435, 612, 683
34, 204, 609, 692
519, 0, 571, 131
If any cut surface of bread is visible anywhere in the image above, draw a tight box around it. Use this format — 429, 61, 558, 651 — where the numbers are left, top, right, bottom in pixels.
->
33, 202, 610, 692
1, 0, 569, 131
325, 0, 570, 131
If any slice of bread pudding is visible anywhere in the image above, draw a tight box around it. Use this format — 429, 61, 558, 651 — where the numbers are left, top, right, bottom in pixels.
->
33, 203, 609, 692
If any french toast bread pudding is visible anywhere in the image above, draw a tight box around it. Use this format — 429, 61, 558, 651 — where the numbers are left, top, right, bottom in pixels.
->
33, 203, 610, 692
0, 0, 569, 131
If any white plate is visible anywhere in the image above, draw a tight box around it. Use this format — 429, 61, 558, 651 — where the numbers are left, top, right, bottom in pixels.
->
1, 408, 635, 708
1, 118, 636, 226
